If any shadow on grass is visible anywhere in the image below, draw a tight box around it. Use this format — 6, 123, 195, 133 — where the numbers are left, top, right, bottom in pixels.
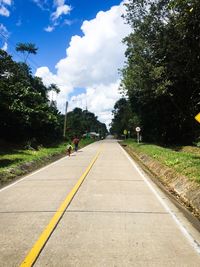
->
0, 158, 22, 168
191, 155, 200, 160
0, 149, 32, 156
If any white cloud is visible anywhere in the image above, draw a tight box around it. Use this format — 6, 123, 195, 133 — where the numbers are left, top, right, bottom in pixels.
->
44, 25, 55, 32
2, 0, 12, 4
35, 66, 60, 86
41, 0, 72, 32
32, 0, 49, 11
1, 41, 8, 51
63, 19, 73, 26
32, 0, 71, 32
0, 23, 9, 38
16, 18, 22, 26
0, 5, 9, 16
70, 81, 121, 127
51, 4, 71, 21
0, 0, 12, 16
36, 1, 131, 127
54, 0, 65, 6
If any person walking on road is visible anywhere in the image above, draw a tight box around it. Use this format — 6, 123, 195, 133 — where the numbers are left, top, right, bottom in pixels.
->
66, 143, 73, 156
73, 136, 80, 152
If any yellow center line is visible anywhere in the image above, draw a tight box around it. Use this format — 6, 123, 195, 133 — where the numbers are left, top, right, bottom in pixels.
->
20, 145, 103, 267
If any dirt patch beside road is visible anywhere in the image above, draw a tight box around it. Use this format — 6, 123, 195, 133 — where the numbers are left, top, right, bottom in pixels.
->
123, 145, 200, 221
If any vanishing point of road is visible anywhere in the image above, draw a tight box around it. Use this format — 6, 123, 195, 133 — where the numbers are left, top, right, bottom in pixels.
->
0, 139, 200, 266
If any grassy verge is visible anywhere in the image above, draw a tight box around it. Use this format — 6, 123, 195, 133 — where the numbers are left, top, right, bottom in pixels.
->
0, 138, 94, 186
123, 139, 200, 183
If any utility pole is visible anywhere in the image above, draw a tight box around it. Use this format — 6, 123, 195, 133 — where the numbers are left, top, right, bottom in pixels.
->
63, 101, 68, 138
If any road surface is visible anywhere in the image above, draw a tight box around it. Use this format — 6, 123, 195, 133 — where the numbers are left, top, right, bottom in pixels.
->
0, 139, 200, 266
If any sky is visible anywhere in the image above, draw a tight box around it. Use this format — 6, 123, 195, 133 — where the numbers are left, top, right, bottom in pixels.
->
0, 0, 131, 128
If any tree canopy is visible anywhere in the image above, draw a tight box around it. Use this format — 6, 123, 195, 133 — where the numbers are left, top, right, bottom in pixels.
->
0, 49, 62, 144
119, 0, 200, 144
66, 108, 108, 139
16, 42, 38, 63
110, 98, 139, 137
0, 49, 107, 146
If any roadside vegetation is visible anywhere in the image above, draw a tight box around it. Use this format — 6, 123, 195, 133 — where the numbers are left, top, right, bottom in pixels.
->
0, 44, 108, 186
114, 1, 200, 211
0, 48, 107, 146
111, 0, 200, 145
123, 139, 200, 184
0, 138, 94, 186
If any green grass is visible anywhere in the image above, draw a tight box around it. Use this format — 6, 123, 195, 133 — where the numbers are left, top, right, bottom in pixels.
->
0, 138, 94, 185
123, 139, 200, 183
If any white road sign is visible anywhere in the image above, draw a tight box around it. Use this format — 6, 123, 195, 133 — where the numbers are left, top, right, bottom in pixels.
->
135, 127, 141, 132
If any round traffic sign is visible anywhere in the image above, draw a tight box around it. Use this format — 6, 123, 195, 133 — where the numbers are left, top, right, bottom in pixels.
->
135, 127, 141, 132
123, 129, 128, 135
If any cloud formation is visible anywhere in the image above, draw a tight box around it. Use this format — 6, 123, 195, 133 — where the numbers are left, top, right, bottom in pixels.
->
32, 0, 71, 32
0, 0, 12, 17
70, 81, 122, 127
39, 0, 72, 32
51, 3, 71, 21
36, 1, 131, 127
44, 25, 54, 32
32, 0, 49, 11
1, 41, 8, 51
0, 23, 8, 34
0, 23, 9, 51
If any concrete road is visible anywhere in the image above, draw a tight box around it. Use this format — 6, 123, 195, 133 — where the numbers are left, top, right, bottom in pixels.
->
0, 139, 200, 266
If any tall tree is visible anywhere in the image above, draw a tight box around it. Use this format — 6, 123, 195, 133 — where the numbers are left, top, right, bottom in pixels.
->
0, 49, 107, 145
0, 49, 62, 144
121, 0, 200, 144
16, 42, 38, 63
110, 98, 139, 137
66, 108, 107, 139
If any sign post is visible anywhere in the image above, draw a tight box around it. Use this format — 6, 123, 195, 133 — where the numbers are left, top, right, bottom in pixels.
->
135, 127, 141, 144
123, 129, 128, 140
63, 101, 68, 138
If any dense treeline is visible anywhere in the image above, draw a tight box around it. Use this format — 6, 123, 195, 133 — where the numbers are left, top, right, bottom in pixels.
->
0, 49, 62, 145
112, 0, 200, 144
0, 49, 107, 146
110, 98, 138, 137
67, 108, 108, 139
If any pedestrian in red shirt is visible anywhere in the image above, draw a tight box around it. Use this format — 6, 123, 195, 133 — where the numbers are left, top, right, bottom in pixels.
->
73, 136, 80, 152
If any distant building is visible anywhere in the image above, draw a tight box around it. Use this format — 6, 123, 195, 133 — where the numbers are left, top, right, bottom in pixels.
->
82, 132, 100, 139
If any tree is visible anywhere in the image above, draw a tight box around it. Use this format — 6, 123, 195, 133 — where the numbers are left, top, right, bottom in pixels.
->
0, 49, 107, 145
110, 98, 139, 137
0, 49, 62, 144
66, 108, 107, 139
48, 83, 60, 94
16, 42, 38, 63
121, 0, 200, 144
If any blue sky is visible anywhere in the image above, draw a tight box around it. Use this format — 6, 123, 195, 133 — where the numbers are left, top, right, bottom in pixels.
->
1, 0, 122, 71
0, 0, 130, 126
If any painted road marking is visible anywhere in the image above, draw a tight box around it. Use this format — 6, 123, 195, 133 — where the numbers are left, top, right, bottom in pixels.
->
20, 146, 102, 267
0, 156, 66, 193
0, 141, 96, 193
120, 145, 200, 255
